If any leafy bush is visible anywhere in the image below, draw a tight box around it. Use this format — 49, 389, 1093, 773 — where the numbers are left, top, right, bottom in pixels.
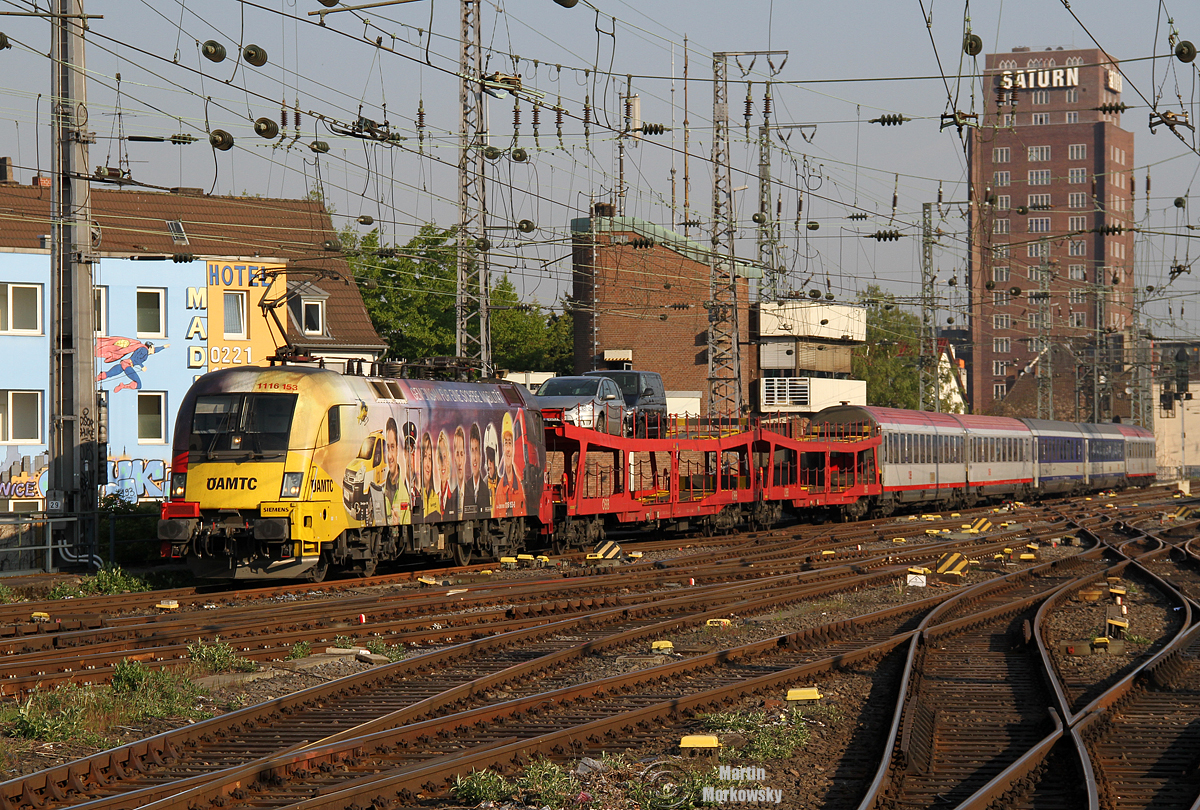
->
1, 665, 209, 745
519, 760, 579, 808
0, 585, 22, 604
452, 769, 513, 804
46, 565, 152, 600
286, 641, 312, 660
364, 638, 406, 662
333, 635, 355, 649
188, 638, 258, 673
702, 708, 809, 759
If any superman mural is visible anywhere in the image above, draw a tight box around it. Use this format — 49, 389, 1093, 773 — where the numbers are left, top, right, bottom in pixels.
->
96, 336, 168, 392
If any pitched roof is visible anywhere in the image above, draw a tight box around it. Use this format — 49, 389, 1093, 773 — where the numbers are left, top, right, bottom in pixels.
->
0, 184, 385, 353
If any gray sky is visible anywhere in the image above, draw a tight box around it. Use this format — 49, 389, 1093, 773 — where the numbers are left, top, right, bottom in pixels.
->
1, 0, 1198, 335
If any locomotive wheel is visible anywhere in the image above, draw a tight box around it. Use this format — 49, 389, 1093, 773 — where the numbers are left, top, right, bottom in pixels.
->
354, 557, 378, 578
453, 542, 474, 566
307, 554, 330, 583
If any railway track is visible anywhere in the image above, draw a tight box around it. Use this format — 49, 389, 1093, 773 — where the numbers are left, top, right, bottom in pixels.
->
0, 488, 1188, 810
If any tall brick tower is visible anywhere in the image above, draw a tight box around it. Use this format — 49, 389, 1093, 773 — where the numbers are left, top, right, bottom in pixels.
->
967, 46, 1135, 418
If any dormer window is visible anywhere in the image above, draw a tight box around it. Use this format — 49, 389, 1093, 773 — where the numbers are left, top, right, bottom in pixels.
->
302, 299, 324, 335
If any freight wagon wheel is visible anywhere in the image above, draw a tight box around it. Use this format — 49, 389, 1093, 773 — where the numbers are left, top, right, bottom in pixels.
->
354, 558, 377, 578
453, 542, 474, 566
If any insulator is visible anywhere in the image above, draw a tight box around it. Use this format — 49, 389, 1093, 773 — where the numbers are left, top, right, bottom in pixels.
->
640, 123, 665, 135
624, 95, 633, 125
583, 97, 591, 127
532, 103, 540, 131
0, 32, 10, 51
209, 130, 234, 151
808, 289, 822, 299
744, 89, 753, 122
476, 237, 491, 252
847, 212, 868, 220
281, 99, 288, 133
202, 40, 226, 63
517, 219, 535, 233
1095, 103, 1129, 114
872, 114, 908, 126
964, 32, 983, 56
483, 145, 502, 160
242, 44, 268, 68
1009, 286, 1022, 297
762, 91, 771, 119
511, 148, 528, 162
986, 280, 996, 290
322, 239, 340, 251
513, 99, 520, 132
1176, 40, 1197, 63
751, 212, 766, 225
417, 99, 426, 131
1175, 197, 1187, 209
254, 117, 279, 139
870, 230, 901, 241
294, 100, 301, 131
555, 105, 564, 128
358, 215, 374, 225
806, 221, 820, 231
309, 140, 330, 153
172, 252, 194, 263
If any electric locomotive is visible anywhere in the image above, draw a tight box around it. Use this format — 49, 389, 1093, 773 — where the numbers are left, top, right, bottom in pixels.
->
158, 365, 546, 581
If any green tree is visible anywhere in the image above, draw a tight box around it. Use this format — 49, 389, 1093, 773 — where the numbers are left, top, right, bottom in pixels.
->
351, 225, 458, 360
350, 227, 573, 373
851, 286, 921, 409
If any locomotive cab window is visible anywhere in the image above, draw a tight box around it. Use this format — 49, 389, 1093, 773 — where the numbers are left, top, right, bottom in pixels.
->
188, 393, 298, 455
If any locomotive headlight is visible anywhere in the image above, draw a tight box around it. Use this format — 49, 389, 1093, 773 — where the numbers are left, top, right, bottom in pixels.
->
280, 472, 304, 498
170, 473, 187, 498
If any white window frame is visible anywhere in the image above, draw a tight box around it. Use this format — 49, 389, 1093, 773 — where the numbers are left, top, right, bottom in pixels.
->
994, 171, 1011, 187
1069, 215, 1087, 231
223, 290, 247, 340
1069, 168, 1087, 184
1069, 144, 1087, 160
993, 337, 1011, 353
94, 286, 107, 337
1031, 112, 1050, 125
1028, 217, 1051, 233
0, 283, 43, 335
1028, 194, 1052, 209
136, 288, 167, 338
1029, 170, 1052, 186
996, 195, 1010, 210
1069, 264, 1087, 281
1069, 289, 1088, 304
994, 219, 1010, 235
137, 391, 167, 445
1069, 192, 1087, 209
1069, 240, 1087, 257
1028, 243, 1049, 258
1031, 90, 1049, 105
992, 291, 1010, 306
993, 383, 1008, 400
1068, 311, 1087, 328
1028, 146, 1051, 161
993, 147, 1010, 163
1066, 112, 1079, 124
302, 299, 325, 336
0, 390, 42, 444
993, 360, 1010, 376
993, 266, 1010, 282
993, 314, 1011, 329
1066, 89, 1079, 103
1002, 113, 1014, 128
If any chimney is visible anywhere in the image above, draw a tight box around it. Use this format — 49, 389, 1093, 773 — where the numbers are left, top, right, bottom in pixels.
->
0, 157, 14, 185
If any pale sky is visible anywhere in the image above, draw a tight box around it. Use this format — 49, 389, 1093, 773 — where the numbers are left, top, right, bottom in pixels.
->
1, 0, 1197, 335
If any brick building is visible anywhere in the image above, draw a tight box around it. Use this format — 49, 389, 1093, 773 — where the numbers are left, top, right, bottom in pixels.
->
967, 46, 1136, 417
570, 207, 867, 416
571, 208, 756, 415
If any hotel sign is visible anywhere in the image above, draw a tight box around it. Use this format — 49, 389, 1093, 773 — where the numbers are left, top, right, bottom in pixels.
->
999, 67, 1080, 90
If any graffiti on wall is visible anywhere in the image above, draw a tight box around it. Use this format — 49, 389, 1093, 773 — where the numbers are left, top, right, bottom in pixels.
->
106, 456, 168, 502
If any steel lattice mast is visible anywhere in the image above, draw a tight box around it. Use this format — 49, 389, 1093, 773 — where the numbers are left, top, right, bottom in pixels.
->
457, 0, 490, 373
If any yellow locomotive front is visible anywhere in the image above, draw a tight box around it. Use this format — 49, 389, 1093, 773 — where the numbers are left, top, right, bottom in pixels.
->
158, 365, 357, 580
